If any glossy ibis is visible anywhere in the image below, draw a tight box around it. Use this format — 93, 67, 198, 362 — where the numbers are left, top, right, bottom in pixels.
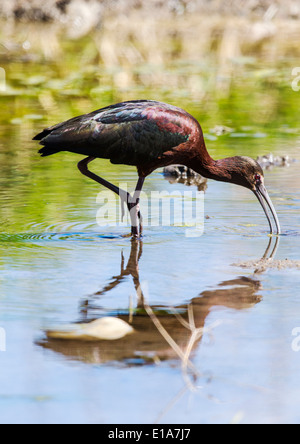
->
34, 100, 280, 237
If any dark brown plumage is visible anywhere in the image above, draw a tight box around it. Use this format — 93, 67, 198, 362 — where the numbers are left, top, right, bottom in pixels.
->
34, 100, 280, 237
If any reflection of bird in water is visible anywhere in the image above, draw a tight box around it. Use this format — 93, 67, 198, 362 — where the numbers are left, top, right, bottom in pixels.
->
34, 100, 280, 237
233, 236, 280, 274
38, 237, 279, 367
79, 239, 144, 316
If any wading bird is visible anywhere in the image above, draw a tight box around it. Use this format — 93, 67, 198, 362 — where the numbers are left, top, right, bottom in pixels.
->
34, 100, 281, 238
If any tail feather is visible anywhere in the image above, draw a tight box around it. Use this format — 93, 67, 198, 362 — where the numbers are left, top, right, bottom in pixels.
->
38, 146, 60, 157
34, 127, 62, 157
33, 128, 54, 141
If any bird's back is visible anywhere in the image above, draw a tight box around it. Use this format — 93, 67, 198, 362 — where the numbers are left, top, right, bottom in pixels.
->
34, 100, 200, 169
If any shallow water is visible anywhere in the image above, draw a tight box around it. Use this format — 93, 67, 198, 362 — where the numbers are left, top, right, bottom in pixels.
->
0, 142, 299, 424
1, 29, 300, 423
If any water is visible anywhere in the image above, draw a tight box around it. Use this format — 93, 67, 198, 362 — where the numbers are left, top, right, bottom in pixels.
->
1, 146, 299, 424
1, 24, 300, 424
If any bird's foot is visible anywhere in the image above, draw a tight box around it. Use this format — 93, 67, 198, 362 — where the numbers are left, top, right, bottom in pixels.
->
121, 233, 133, 239
131, 226, 143, 239
121, 231, 143, 239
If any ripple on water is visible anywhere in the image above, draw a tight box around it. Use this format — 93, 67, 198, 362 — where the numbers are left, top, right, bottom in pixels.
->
0, 231, 126, 244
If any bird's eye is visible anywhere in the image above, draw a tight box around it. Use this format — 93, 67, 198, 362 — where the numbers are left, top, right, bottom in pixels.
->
255, 174, 262, 184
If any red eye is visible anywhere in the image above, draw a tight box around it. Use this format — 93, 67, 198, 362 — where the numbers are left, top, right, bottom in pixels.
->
255, 174, 261, 181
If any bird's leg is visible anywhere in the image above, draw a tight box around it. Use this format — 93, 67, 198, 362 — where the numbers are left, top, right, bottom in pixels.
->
78, 156, 132, 222
78, 157, 145, 237
128, 177, 145, 238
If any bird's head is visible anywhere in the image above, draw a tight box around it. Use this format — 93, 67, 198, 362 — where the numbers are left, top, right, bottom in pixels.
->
217, 156, 281, 235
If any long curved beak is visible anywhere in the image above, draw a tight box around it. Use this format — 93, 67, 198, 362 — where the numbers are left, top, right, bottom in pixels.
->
253, 183, 281, 235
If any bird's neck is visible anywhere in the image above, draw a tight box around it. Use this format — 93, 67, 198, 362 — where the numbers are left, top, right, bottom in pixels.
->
188, 153, 233, 184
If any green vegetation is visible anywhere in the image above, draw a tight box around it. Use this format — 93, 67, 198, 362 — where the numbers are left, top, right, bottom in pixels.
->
0, 17, 299, 234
